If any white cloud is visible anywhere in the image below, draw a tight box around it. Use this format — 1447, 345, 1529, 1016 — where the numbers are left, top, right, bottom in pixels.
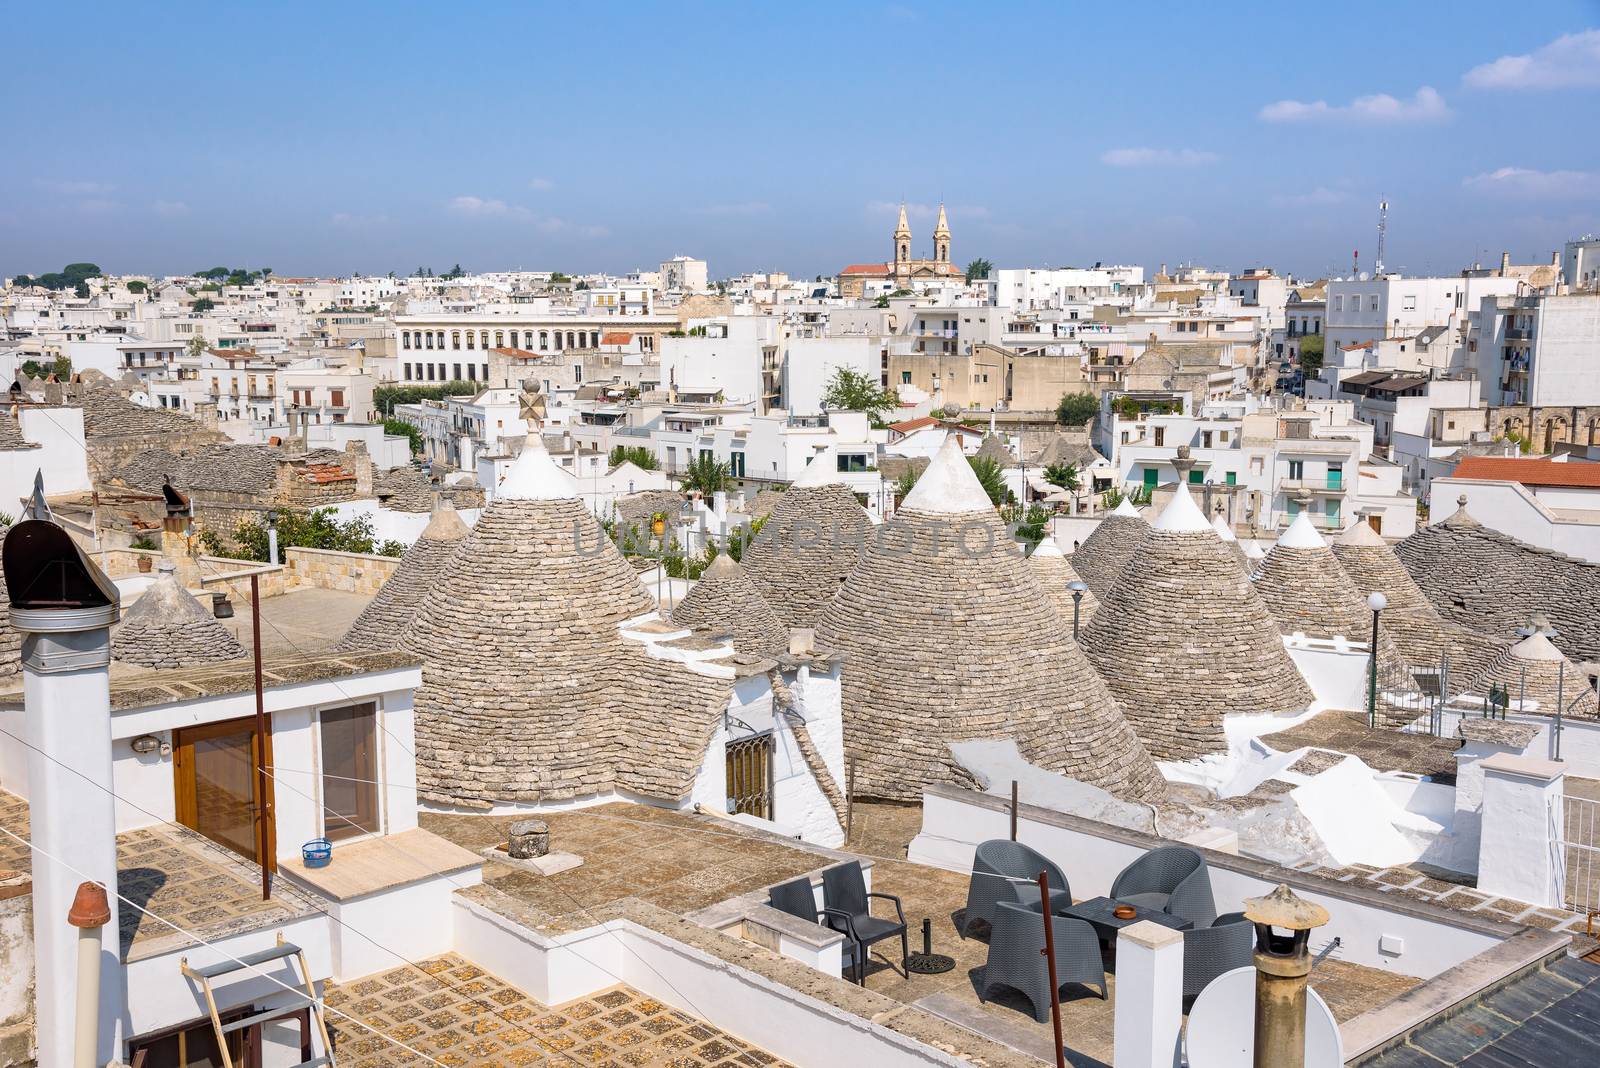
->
1272, 187, 1349, 207
1463, 167, 1600, 199
1099, 147, 1218, 167
527, 176, 555, 191
447, 195, 532, 220
1259, 86, 1449, 123
1464, 30, 1600, 90
153, 200, 189, 217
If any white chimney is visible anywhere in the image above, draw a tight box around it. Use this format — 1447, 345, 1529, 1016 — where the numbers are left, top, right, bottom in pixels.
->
712, 490, 728, 520
4, 521, 126, 1067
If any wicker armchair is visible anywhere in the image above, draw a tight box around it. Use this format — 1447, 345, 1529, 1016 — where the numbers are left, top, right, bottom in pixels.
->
1109, 845, 1217, 927
821, 862, 908, 985
960, 839, 1073, 939
1182, 912, 1253, 998
979, 902, 1107, 1021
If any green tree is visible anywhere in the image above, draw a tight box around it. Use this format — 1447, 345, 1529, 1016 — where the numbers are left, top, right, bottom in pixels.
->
681, 454, 729, 495
819, 365, 898, 425
204, 507, 403, 564
73, 281, 91, 299
1043, 462, 1080, 494
186, 333, 208, 358
965, 257, 993, 283
11, 275, 33, 288
383, 417, 423, 455
442, 263, 465, 280
549, 271, 571, 284
1004, 503, 1051, 549
1297, 334, 1324, 378
191, 297, 216, 313
1055, 391, 1099, 426
894, 470, 918, 501
126, 280, 147, 294
608, 445, 659, 470
373, 380, 479, 416
967, 455, 1012, 506
196, 267, 230, 280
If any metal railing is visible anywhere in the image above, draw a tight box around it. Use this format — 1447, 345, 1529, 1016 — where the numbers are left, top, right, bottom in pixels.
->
1564, 795, 1600, 917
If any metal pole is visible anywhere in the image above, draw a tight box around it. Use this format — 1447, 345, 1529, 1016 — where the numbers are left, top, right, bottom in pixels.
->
250, 573, 272, 901
1072, 595, 1081, 643
1010, 780, 1019, 841
1368, 609, 1380, 729
1037, 871, 1067, 1068
1519, 664, 1528, 718
1556, 660, 1565, 761
845, 759, 855, 844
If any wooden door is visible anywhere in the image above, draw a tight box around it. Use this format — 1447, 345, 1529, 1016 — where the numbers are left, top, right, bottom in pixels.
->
173, 715, 276, 871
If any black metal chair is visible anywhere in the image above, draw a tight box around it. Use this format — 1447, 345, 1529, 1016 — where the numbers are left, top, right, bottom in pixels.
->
1109, 845, 1217, 927
978, 902, 1107, 1021
820, 862, 908, 985
960, 839, 1073, 939
1181, 912, 1253, 998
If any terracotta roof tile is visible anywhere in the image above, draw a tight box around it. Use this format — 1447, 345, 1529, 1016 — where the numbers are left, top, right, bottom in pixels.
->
1452, 457, 1600, 489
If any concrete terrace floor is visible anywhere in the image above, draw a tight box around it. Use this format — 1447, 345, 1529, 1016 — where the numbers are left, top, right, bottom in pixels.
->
218, 586, 374, 655
326, 954, 791, 1068
844, 801, 1420, 1067
419, 805, 834, 934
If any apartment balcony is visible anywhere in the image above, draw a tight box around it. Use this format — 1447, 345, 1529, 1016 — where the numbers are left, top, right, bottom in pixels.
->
1275, 511, 1342, 530
1278, 478, 1347, 496
1504, 327, 1533, 341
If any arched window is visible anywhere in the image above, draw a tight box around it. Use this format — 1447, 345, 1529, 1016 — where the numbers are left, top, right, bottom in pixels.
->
508, 330, 519, 349
590, 330, 600, 348
402, 331, 412, 349
425, 332, 434, 349
466, 331, 475, 349
540, 330, 549, 348
451, 331, 461, 349
495, 330, 504, 348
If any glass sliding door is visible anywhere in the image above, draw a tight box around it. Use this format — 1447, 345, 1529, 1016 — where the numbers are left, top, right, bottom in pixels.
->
320, 702, 380, 841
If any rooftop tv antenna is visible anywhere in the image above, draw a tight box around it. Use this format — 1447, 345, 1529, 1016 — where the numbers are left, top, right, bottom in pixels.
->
1374, 199, 1389, 276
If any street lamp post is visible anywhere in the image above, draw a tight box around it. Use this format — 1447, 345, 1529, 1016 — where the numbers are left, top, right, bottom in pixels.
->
1068, 580, 1087, 642
1367, 591, 1387, 728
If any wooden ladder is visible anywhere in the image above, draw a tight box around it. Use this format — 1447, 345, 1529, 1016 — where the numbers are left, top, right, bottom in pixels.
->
180, 933, 336, 1068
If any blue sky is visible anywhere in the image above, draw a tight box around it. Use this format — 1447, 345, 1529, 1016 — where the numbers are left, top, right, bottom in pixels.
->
5, 2, 1598, 281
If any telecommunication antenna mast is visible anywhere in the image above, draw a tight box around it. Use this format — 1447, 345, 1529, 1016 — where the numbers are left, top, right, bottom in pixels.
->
1374, 200, 1389, 276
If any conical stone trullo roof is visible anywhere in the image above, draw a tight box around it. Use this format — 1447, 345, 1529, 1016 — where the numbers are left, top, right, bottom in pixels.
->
1468, 625, 1599, 720
742, 453, 871, 630
112, 562, 246, 669
1070, 498, 1149, 597
1028, 534, 1099, 625
334, 504, 470, 653
402, 437, 735, 809
1211, 505, 1252, 573
1331, 516, 1507, 682
815, 438, 1165, 803
672, 553, 789, 657
1080, 457, 1315, 762
1252, 511, 1414, 692
1395, 498, 1600, 664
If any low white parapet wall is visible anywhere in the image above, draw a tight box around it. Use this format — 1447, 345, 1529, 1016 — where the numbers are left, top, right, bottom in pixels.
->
908, 783, 1506, 980
449, 888, 1024, 1068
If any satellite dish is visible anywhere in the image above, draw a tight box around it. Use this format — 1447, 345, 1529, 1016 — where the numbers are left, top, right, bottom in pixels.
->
1186, 967, 1343, 1068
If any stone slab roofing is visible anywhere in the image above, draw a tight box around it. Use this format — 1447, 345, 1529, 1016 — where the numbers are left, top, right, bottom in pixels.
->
112, 563, 246, 669
742, 479, 870, 631
402, 440, 736, 809
334, 505, 469, 653
0, 412, 38, 451
1468, 632, 1599, 720
1081, 486, 1315, 762
1028, 534, 1098, 625
815, 438, 1164, 803
1396, 503, 1600, 663
671, 553, 789, 657
1069, 500, 1149, 598
1334, 518, 1509, 683
80, 387, 221, 439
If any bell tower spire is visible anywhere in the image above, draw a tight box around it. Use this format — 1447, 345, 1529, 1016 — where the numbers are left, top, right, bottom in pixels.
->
893, 202, 911, 265
932, 203, 951, 264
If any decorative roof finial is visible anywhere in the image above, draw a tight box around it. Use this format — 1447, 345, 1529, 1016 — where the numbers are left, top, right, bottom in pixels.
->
1171, 445, 1196, 479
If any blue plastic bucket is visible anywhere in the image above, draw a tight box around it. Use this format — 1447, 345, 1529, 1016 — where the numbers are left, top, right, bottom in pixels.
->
302, 838, 332, 868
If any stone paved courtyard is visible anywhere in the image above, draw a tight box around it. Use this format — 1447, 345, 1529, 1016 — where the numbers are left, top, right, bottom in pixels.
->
325, 954, 790, 1068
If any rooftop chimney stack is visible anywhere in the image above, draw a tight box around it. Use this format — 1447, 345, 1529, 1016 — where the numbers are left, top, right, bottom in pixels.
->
2, 520, 126, 1068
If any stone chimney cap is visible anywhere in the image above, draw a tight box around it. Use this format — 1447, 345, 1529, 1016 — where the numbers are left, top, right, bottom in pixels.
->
1243, 883, 1329, 931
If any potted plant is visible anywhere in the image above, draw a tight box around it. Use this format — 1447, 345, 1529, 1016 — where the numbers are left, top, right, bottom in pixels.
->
130, 535, 158, 571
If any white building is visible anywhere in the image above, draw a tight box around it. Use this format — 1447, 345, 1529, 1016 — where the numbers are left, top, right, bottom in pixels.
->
659, 256, 708, 294
1473, 293, 1600, 406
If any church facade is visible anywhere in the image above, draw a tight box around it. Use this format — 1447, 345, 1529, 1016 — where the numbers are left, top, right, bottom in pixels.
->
837, 204, 963, 299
